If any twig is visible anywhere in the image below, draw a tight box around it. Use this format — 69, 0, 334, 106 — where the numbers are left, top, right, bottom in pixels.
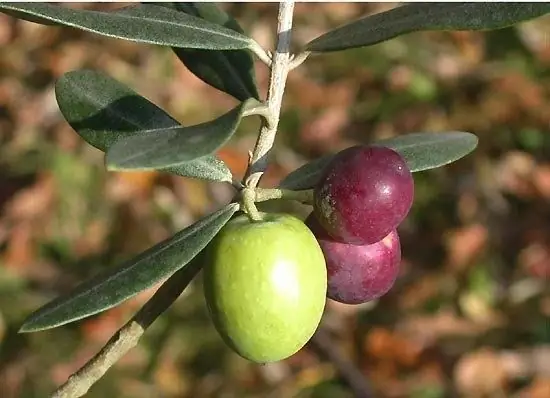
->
244, 1, 295, 189
309, 328, 375, 398
51, 260, 203, 398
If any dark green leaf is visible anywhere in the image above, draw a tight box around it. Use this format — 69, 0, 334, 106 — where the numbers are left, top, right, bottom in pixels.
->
0, 8, 60, 25
19, 203, 239, 332
0, 3, 254, 50
163, 2, 259, 101
279, 132, 478, 190
306, 3, 550, 52
55, 69, 232, 183
105, 98, 258, 171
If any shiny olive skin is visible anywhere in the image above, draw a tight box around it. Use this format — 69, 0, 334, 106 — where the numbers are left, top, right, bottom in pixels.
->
306, 214, 401, 304
203, 212, 327, 363
314, 145, 414, 245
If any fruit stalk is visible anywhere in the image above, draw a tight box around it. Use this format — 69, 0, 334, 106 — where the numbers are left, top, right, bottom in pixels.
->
244, 1, 295, 189
239, 187, 313, 220
254, 187, 313, 204
242, 187, 262, 221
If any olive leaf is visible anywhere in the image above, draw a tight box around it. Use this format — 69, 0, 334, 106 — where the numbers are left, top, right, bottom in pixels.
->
56, 69, 232, 183
0, 2, 254, 50
373, 131, 479, 172
279, 132, 478, 190
278, 154, 335, 191
162, 2, 260, 101
19, 203, 239, 333
306, 3, 550, 52
105, 98, 260, 171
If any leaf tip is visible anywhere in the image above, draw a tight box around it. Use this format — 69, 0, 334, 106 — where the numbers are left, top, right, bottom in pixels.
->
18, 325, 32, 334
18, 319, 46, 334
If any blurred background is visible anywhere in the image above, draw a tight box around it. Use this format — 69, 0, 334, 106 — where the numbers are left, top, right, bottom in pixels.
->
0, 3, 549, 398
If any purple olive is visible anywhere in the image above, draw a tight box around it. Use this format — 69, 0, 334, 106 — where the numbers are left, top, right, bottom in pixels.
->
306, 213, 401, 304
314, 145, 414, 245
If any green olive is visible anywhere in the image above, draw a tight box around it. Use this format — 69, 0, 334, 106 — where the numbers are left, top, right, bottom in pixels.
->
203, 212, 327, 363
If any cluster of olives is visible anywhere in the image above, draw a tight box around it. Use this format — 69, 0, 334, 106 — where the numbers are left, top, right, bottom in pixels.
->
202, 146, 414, 363
309, 145, 414, 304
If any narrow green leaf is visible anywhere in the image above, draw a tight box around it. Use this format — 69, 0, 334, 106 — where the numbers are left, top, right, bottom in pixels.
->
373, 131, 479, 172
0, 3, 253, 50
19, 203, 239, 332
0, 8, 60, 25
279, 132, 478, 190
105, 98, 258, 171
55, 69, 232, 183
278, 154, 335, 191
162, 2, 260, 101
306, 3, 550, 52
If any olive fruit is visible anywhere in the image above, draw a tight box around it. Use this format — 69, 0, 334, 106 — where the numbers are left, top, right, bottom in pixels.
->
203, 212, 327, 363
306, 213, 401, 304
314, 145, 414, 245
